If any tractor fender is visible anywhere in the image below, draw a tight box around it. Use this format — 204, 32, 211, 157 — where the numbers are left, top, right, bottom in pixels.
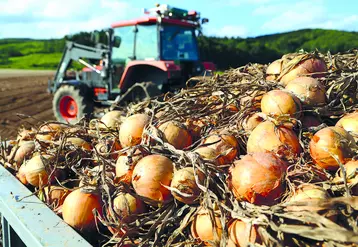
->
119, 61, 181, 91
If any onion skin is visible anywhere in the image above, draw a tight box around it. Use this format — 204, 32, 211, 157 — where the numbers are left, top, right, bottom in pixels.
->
132, 154, 174, 205
158, 121, 192, 150
229, 152, 287, 205
95, 138, 122, 160
191, 208, 222, 245
247, 121, 302, 157
337, 160, 358, 195
119, 114, 150, 147
309, 127, 357, 171
39, 186, 70, 209
16, 164, 28, 185
24, 155, 54, 187
285, 77, 326, 106
115, 150, 143, 184
261, 90, 302, 118
266, 59, 283, 81
170, 167, 204, 204
112, 193, 146, 223
203, 132, 239, 165
62, 189, 102, 233
228, 220, 261, 247
66, 137, 91, 150
100, 110, 123, 129
14, 141, 35, 167
36, 123, 64, 142
185, 119, 206, 142
336, 112, 358, 141
241, 112, 266, 133
280, 57, 327, 85
194, 146, 225, 166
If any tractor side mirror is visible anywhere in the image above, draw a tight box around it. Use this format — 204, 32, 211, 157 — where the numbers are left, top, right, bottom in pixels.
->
113, 36, 121, 48
201, 18, 209, 24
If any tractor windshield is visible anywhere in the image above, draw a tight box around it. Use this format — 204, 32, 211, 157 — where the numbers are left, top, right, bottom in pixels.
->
160, 25, 199, 61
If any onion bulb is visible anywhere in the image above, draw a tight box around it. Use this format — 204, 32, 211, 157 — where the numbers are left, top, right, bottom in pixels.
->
170, 167, 205, 204
229, 152, 287, 205
119, 114, 150, 147
24, 154, 54, 187
185, 119, 206, 142
95, 138, 122, 160
191, 207, 222, 245
241, 112, 267, 133
112, 193, 146, 222
116, 150, 143, 184
336, 112, 358, 141
132, 154, 174, 205
16, 164, 28, 185
158, 121, 192, 150
228, 220, 261, 247
36, 123, 64, 142
62, 189, 102, 232
203, 132, 239, 165
99, 110, 124, 129
14, 141, 35, 167
279, 56, 327, 85
194, 146, 225, 166
285, 77, 326, 106
309, 127, 357, 171
39, 186, 70, 209
261, 90, 302, 118
65, 137, 91, 150
337, 160, 358, 195
247, 121, 302, 157
266, 59, 283, 81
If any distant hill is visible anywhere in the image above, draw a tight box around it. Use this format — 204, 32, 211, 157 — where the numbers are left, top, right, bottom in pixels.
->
1, 29, 358, 70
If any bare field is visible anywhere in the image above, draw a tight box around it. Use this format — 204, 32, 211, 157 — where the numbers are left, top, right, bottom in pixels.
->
0, 70, 55, 140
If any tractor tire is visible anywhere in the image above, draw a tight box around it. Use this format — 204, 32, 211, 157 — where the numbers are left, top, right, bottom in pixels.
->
52, 85, 93, 123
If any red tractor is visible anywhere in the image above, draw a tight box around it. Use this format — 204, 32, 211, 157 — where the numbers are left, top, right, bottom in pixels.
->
48, 4, 215, 123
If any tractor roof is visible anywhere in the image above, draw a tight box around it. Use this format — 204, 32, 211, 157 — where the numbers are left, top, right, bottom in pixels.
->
111, 16, 198, 28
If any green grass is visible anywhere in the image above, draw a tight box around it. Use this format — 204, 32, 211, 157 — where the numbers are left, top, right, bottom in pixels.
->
0, 53, 62, 70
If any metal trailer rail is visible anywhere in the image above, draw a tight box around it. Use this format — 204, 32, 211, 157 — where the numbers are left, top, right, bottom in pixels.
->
0, 164, 92, 247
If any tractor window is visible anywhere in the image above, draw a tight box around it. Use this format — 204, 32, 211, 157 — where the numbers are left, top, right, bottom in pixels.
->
136, 25, 158, 60
160, 25, 199, 61
112, 26, 135, 64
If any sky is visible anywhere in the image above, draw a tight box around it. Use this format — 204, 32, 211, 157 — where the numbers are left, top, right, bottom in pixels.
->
1, 0, 358, 39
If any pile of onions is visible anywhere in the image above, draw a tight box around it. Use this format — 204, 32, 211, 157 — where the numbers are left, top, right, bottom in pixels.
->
99, 110, 123, 129
62, 189, 102, 232
266, 59, 283, 81
336, 112, 358, 141
158, 121, 192, 150
241, 112, 266, 133
13, 141, 35, 167
132, 154, 174, 205
261, 90, 302, 118
65, 137, 91, 150
170, 167, 204, 204
228, 220, 261, 247
203, 132, 239, 165
285, 77, 326, 106
279, 56, 327, 85
24, 154, 55, 187
38, 185, 70, 210
119, 114, 150, 147
247, 121, 302, 157
191, 207, 222, 245
112, 193, 146, 222
228, 152, 287, 205
309, 127, 357, 171
116, 150, 143, 184
194, 146, 225, 166
36, 123, 64, 142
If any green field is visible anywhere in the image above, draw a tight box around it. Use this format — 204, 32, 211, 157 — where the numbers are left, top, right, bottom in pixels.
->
1, 29, 358, 71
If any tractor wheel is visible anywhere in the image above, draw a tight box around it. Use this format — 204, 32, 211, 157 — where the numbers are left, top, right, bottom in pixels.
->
52, 85, 93, 123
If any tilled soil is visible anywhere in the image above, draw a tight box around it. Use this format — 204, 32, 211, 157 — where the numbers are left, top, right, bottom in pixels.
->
0, 70, 55, 140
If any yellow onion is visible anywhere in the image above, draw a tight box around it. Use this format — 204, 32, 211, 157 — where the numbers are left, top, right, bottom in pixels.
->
203, 132, 239, 165
337, 160, 358, 195
247, 121, 302, 157
279, 56, 327, 85
285, 77, 326, 106
16, 164, 28, 185
62, 189, 102, 232
228, 220, 261, 247
119, 114, 150, 147
39, 186, 70, 209
194, 146, 225, 166
301, 115, 322, 128
36, 123, 64, 142
336, 112, 358, 141
65, 137, 91, 150
241, 112, 266, 133
229, 152, 287, 205
116, 150, 143, 184
24, 154, 54, 187
261, 90, 302, 118
14, 141, 35, 167
170, 167, 205, 204
99, 110, 124, 129
112, 193, 146, 222
132, 154, 174, 205
309, 127, 357, 171
158, 121, 192, 150
266, 59, 283, 81
191, 207, 222, 245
